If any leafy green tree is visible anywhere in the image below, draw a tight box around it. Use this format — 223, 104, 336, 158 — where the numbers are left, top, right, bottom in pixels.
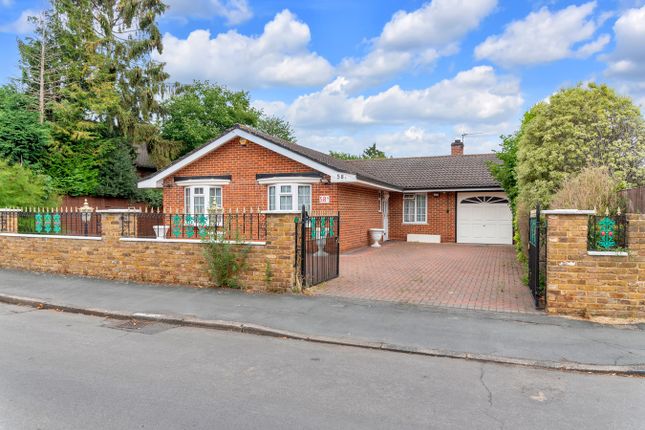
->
0, 158, 59, 207
489, 107, 538, 213
0, 85, 50, 168
256, 115, 296, 142
17, 0, 169, 198
516, 83, 644, 210
329, 151, 361, 160
160, 81, 261, 159
95, 138, 139, 198
362, 143, 386, 159
495, 83, 645, 258
330, 143, 388, 160
489, 133, 519, 211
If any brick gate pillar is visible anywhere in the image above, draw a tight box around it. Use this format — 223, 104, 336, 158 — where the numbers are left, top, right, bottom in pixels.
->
0, 209, 20, 233
263, 213, 297, 291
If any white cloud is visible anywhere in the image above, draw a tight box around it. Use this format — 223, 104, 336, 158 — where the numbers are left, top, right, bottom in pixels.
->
164, 0, 252, 25
296, 123, 514, 158
298, 127, 451, 158
378, 0, 497, 50
338, 0, 497, 90
0, 9, 38, 34
1, 0, 13, 7
475, 2, 609, 67
575, 34, 611, 58
338, 49, 413, 90
604, 5, 645, 80
157, 10, 334, 88
268, 66, 523, 128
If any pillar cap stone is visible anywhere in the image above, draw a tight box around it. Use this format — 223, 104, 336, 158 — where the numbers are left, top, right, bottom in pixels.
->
96, 208, 142, 213
541, 209, 596, 215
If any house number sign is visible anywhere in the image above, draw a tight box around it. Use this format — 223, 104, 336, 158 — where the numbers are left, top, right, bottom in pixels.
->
319, 195, 331, 204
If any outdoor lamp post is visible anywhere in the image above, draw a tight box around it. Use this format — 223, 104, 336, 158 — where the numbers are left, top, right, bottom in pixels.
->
79, 199, 93, 236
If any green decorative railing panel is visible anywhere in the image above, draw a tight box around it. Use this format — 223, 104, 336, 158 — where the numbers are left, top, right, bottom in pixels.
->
7, 210, 102, 237
588, 215, 627, 251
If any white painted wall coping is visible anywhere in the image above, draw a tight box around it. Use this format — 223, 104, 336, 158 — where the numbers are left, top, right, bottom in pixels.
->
588, 250, 629, 257
261, 210, 300, 214
119, 238, 266, 246
0, 208, 21, 212
96, 208, 142, 213
541, 209, 596, 215
0, 233, 102, 241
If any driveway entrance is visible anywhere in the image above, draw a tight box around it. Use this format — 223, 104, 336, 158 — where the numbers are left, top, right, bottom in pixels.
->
311, 242, 536, 313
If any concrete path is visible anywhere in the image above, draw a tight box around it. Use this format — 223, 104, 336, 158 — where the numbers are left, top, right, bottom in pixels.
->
0, 269, 644, 374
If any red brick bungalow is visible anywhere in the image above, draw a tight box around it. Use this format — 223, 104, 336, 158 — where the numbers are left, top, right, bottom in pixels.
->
138, 124, 512, 251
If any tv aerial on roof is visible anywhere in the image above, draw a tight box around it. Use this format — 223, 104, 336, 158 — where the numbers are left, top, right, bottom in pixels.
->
459, 131, 494, 143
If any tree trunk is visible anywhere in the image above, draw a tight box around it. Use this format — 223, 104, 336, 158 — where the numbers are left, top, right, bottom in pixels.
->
38, 33, 45, 124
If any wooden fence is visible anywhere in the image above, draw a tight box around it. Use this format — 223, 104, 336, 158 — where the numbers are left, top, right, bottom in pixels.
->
620, 187, 645, 213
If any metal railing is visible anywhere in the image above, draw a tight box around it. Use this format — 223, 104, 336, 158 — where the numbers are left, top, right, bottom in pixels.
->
121, 209, 267, 242
0, 209, 102, 237
588, 214, 628, 251
295, 206, 340, 288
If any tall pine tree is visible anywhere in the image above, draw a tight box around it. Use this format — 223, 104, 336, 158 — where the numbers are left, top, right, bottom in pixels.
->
17, 0, 173, 197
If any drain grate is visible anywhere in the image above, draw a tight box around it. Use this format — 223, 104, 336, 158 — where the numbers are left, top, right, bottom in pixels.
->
103, 319, 177, 335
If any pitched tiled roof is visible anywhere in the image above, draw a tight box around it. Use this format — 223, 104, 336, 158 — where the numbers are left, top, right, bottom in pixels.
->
235, 125, 501, 190
145, 124, 502, 191
345, 154, 501, 190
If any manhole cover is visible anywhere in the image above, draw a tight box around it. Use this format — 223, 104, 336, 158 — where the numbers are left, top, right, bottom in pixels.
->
103, 319, 177, 335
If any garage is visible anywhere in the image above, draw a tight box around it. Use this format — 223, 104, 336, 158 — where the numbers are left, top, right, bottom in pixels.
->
457, 191, 512, 244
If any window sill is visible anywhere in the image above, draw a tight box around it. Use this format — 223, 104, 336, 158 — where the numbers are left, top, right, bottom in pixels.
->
262, 210, 302, 214
587, 250, 628, 257
119, 238, 266, 246
402, 222, 428, 225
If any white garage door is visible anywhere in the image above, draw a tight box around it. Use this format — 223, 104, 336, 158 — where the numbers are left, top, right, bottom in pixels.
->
457, 192, 512, 245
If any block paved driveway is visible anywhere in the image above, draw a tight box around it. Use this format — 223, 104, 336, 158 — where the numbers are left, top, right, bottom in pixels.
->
311, 241, 537, 313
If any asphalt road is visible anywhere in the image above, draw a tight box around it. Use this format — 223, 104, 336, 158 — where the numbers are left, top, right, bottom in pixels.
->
0, 303, 643, 430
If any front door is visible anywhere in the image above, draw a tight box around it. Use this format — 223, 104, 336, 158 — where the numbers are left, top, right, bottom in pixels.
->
382, 192, 389, 240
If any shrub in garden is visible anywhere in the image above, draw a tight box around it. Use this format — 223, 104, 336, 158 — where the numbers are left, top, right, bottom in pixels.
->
550, 166, 627, 214
202, 227, 251, 289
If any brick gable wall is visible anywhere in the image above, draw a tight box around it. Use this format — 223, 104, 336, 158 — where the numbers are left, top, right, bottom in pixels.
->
162, 137, 340, 213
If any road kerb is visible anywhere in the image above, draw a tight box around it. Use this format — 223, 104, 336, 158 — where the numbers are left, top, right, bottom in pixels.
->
1, 293, 643, 377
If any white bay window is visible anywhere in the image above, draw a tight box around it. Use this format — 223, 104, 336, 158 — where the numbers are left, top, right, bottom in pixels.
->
184, 186, 222, 214
403, 193, 427, 224
268, 184, 311, 212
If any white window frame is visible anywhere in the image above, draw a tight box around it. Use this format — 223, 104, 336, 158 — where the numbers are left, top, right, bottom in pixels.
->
267, 183, 312, 213
402, 193, 427, 224
184, 186, 222, 214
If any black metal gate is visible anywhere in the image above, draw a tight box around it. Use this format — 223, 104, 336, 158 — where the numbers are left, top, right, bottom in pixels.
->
295, 206, 340, 287
528, 203, 547, 309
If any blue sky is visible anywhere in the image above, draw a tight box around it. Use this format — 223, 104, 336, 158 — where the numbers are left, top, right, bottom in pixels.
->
1, 0, 644, 157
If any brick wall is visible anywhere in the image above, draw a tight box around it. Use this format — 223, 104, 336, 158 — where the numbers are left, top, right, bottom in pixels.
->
388, 192, 456, 242
0, 212, 296, 292
546, 212, 645, 318
162, 137, 340, 213
337, 184, 382, 251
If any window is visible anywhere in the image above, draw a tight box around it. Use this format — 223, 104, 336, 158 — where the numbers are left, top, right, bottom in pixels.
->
184, 186, 222, 214
268, 184, 311, 212
403, 193, 427, 224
